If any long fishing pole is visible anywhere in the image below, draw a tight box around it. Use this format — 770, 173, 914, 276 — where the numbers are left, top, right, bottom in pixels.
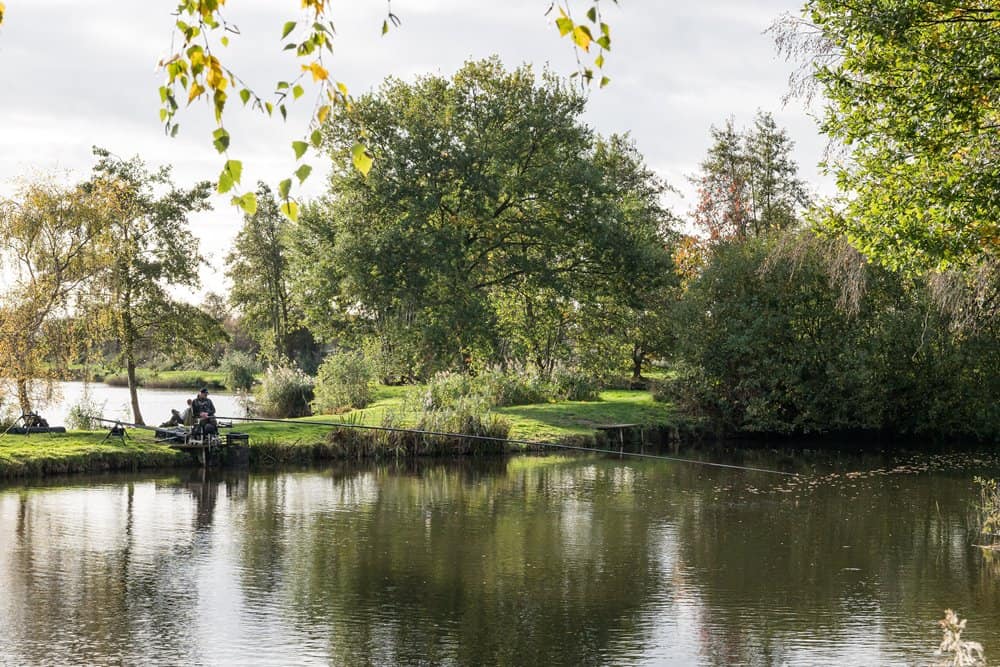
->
216, 414, 797, 477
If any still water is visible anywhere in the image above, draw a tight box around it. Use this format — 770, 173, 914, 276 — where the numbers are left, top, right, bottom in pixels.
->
29, 381, 243, 427
2, 452, 999, 666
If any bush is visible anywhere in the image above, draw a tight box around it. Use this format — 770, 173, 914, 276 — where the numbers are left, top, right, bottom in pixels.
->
471, 368, 551, 407
551, 367, 600, 401
254, 364, 314, 418
421, 368, 557, 410
312, 351, 376, 413
420, 371, 474, 411
221, 350, 261, 391
66, 392, 106, 430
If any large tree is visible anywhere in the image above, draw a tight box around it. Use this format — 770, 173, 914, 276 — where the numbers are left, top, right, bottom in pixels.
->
690, 111, 809, 241
780, 0, 1000, 272
0, 180, 105, 414
85, 149, 217, 425
292, 59, 670, 377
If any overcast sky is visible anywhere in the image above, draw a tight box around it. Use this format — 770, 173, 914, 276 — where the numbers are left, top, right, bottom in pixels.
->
0, 0, 828, 297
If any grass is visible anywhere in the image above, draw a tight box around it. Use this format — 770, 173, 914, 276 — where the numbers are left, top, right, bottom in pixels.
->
105, 369, 227, 390
0, 430, 188, 478
0, 384, 688, 479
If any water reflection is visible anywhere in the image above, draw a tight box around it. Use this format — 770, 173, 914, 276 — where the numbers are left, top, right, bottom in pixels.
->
1, 454, 999, 665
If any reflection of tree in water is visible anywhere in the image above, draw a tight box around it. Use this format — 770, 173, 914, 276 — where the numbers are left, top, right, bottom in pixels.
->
1, 481, 205, 665
234, 458, 666, 665
671, 462, 1000, 665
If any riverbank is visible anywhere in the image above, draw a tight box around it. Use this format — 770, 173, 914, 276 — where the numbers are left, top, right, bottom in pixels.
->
0, 388, 688, 479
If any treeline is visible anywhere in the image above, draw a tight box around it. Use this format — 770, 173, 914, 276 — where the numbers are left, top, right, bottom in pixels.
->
1, 58, 997, 440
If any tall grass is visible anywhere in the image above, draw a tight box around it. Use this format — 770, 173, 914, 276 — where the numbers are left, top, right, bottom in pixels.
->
325, 397, 509, 459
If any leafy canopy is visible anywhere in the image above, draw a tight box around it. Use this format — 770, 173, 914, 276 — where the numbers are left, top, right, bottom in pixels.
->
785, 0, 1000, 272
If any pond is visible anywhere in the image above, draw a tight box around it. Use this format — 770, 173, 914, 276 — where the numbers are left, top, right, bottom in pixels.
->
22, 381, 245, 427
1, 451, 999, 666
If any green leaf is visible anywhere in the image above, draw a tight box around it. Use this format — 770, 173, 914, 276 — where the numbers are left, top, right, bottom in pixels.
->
310, 129, 323, 148
597, 35, 611, 50
281, 21, 296, 39
352, 142, 373, 177
217, 171, 234, 194
555, 17, 573, 37
382, 20, 389, 35
292, 84, 304, 100
586, 7, 597, 23
600, 75, 611, 88
239, 88, 251, 105
212, 127, 230, 153
295, 164, 313, 183
278, 178, 292, 200
292, 141, 309, 160
217, 159, 241, 194
280, 201, 300, 221
225, 159, 242, 184
232, 192, 257, 215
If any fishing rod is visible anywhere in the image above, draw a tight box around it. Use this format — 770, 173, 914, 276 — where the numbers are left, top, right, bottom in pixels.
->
216, 414, 798, 477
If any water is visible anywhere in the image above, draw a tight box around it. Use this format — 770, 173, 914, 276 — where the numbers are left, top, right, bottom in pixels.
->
24, 381, 243, 426
2, 451, 999, 666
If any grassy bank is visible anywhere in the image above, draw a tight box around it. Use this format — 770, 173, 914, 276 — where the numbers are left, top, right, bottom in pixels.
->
103, 369, 227, 390
0, 386, 685, 479
0, 431, 188, 479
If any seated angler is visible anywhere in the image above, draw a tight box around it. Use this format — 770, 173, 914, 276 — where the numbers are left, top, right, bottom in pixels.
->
191, 387, 217, 434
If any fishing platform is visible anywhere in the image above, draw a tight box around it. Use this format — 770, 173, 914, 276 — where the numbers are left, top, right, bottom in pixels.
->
154, 423, 250, 467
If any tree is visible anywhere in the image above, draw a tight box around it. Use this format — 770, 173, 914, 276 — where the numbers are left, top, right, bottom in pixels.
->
84, 149, 218, 425
778, 1, 1000, 272
0, 180, 105, 414
226, 184, 313, 365
690, 112, 809, 241
292, 60, 668, 377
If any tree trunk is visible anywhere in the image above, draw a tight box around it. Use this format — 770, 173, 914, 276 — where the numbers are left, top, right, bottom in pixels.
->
631, 344, 644, 381
16, 377, 31, 416
126, 355, 144, 426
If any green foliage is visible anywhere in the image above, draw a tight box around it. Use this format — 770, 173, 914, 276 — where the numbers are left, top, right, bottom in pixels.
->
668, 230, 1000, 437
783, 1, 1000, 271
220, 350, 261, 391
471, 368, 551, 407
312, 350, 376, 413
690, 111, 808, 241
226, 183, 318, 365
66, 393, 104, 431
551, 367, 600, 402
253, 364, 315, 418
290, 61, 676, 377
82, 148, 218, 425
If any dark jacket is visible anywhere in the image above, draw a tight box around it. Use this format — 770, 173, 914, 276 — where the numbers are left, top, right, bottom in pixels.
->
192, 396, 216, 417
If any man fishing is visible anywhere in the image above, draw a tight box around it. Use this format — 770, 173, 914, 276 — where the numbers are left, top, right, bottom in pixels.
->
192, 388, 215, 420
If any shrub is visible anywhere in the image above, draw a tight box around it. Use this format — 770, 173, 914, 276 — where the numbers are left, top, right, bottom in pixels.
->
551, 367, 599, 401
254, 364, 314, 418
471, 368, 551, 407
66, 392, 106, 430
221, 350, 261, 391
312, 351, 376, 413
420, 371, 474, 411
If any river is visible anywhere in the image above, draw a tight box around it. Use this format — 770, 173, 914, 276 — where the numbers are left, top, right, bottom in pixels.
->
2, 451, 999, 666
22, 381, 245, 426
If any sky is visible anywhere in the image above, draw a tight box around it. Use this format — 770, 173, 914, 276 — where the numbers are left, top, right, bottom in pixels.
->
0, 0, 830, 298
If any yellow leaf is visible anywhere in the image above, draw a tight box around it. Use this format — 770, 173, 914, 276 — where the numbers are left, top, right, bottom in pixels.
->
188, 82, 206, 104
1, 2, 8, 23
302, 62, 328, 82
572, 25, 592, 51
317, 104, 331, 124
